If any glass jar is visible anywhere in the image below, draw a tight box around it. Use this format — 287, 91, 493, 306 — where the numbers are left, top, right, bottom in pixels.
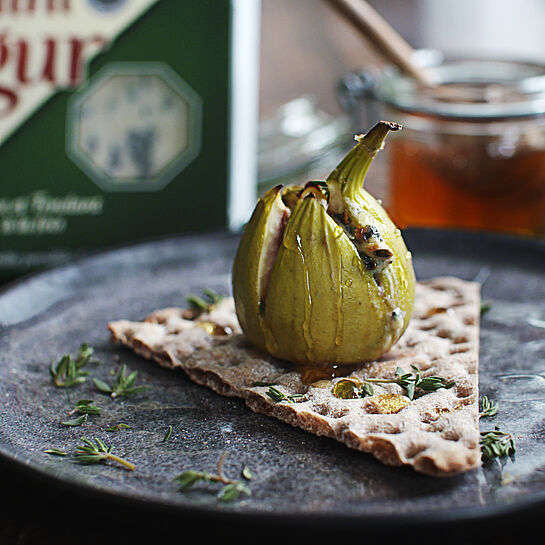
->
257, 97, 351, 195
339, 50, 545, 236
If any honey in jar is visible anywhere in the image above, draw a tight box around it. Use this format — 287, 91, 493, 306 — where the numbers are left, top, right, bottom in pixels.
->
342, 51, 545, 236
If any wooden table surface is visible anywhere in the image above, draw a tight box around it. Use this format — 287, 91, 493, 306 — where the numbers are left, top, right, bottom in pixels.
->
259, 0, 378, 117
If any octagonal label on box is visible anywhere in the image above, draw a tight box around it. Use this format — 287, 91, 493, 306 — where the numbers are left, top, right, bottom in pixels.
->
66, 62, 202, 192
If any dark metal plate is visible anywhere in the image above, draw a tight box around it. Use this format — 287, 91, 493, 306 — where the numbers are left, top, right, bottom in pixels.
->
0, 228, 544, 529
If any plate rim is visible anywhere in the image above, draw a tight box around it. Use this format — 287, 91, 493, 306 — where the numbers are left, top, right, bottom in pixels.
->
1, 436, 545, 529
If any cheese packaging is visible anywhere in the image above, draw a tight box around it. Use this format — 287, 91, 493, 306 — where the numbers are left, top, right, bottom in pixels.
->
0, 0, 260, 282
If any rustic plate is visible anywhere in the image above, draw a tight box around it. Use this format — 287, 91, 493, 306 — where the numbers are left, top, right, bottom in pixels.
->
0, 229, 544, 532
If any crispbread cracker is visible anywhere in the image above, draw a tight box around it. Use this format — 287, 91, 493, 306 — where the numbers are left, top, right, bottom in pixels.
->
108, 277, 481, 477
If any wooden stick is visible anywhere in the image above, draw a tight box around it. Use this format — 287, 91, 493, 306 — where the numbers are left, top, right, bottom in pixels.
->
326, 0, 436, 87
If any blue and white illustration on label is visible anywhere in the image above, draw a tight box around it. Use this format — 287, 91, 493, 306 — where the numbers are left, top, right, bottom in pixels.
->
0, 0, 160, 147
66, 62, 202, 192
88, 0, 128, 13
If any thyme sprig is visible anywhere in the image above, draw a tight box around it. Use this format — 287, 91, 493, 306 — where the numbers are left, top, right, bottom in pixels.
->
333, 366, 455, 401
93, 364, 149, 398
75, 437, 135, 471
49, 343, 99, 388
174, 452, 251, 502
369, 366, 455, 400
480, 426, 516, 461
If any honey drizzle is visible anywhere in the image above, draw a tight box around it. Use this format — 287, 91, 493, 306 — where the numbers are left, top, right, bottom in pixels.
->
297, 362, 360, 385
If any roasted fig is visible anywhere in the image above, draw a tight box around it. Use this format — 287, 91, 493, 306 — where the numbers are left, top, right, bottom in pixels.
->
232, 121, 415, 365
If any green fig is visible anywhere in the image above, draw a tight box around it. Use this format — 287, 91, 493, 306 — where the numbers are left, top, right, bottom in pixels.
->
232, 121, 415, 365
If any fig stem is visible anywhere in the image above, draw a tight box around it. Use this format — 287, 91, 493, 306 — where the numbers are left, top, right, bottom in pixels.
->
359, 120, 401, 155
327, 121, 401, 199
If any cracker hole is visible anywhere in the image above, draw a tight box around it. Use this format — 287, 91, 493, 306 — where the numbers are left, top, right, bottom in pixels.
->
441, 430, 461, 441
421, 407, 452, 423
450, 346, 470, 354
152, 316, 167, 325
311, 403, 349, 419
421, 413, 437, 424
455, 385, 474, 397
364, 420, 405, 434
382, 426, 403, 435
454, 395, 474, 407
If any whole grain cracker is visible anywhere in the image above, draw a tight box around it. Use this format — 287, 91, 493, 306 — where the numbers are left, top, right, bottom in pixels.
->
108, 277, 481, 477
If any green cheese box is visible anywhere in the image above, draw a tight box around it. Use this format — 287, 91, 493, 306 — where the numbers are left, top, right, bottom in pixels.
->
0, 0, 260, 283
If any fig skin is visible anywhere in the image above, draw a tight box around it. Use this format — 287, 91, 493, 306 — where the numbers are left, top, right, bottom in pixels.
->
232, 184, 289, 352
232, 122, 415, 365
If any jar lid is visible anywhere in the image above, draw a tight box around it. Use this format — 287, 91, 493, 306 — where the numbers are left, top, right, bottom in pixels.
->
375, 50, 545, 120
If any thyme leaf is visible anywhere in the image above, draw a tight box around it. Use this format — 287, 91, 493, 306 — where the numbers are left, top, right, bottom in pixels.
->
75, 437, 135, 470
76, 343, 101, 366
480, 396, 498, 418
217, 481, 251, 502
45, 448, 67, 456
69, 399, 102, 416
61, 414, 88, 427
163, 425, 173, 443
49, 343, 98, 388
173, 452, 251, 503
93, 364, 149, 398
106, 423, 130, 432
480, 302, 492, 316
174, 469, 211, 490
92, 378, 112, 394
241, 466, 253, 480
265, 386, 306, 403
186, 289, 225, 313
